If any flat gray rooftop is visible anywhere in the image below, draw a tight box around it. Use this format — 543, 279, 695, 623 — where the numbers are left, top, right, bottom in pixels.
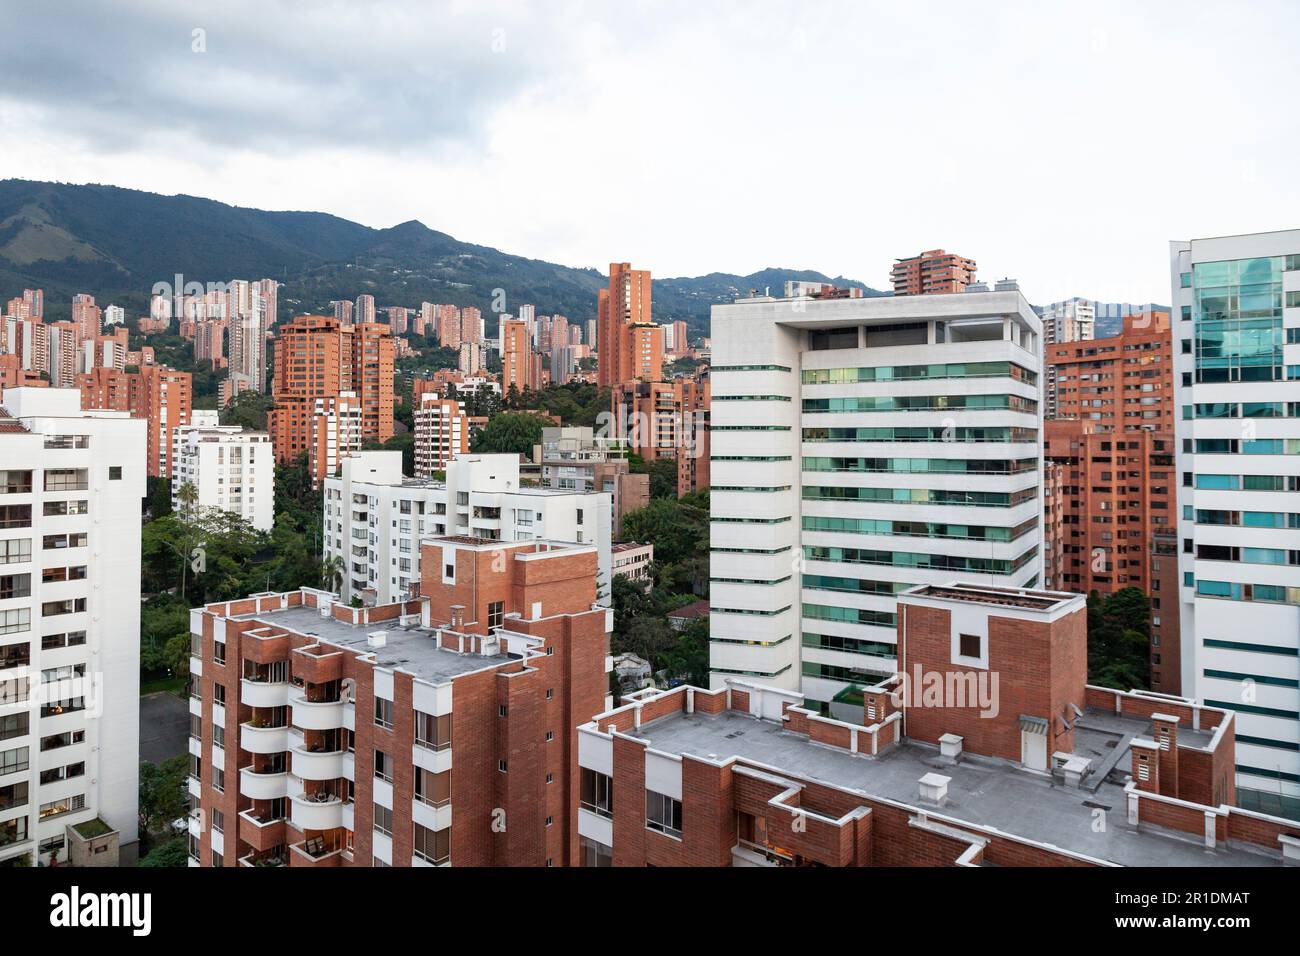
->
237, 605, 511, 684
629, 709, 1273, 867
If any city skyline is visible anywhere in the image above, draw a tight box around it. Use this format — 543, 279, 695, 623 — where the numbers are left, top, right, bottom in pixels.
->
4, 1, 1299, 305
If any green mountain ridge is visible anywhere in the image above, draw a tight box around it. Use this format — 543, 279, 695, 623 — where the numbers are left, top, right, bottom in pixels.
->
0, 179, 885, 333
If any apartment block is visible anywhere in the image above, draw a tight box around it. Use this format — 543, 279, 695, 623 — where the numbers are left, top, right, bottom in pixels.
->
707, 286, 1043, 705
437, 305, 462, 350
1043, 309, 1179, 690
890, 249, 977, 297
612, 377, 709, 497
0, 388, 144, 866
187, 536, 612, 867
227, 279, 277, 393
500, 318, 541, 396
3, 289, 43, 321
171, 423, 274, 531
1041, 298, 1095, 419
70, 294, 101, 343
1, 316, 48, 380
354, 295, 376, 325
0, 355, 45, 392
576, 582, 1300, 867
76, 365, 193, 478
611, 542, 653, 584
534, 426, 649, 537
323, 452, 613, 608
1045, 420, 1173, 599
269, 315, 394, 474
1048, 311, 1175, 430
309, 393, 363, 488
1170, 230, 1300, 818
413, 394, 469, 478
598, 263, 661, 388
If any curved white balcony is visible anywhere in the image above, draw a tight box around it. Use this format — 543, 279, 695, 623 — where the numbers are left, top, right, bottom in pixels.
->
289, 692, 345, 731
241, 678, 290, 708
239, 767, 290, 801
240, 722, 289, 755
290, 792, 343, 831
291, 747, 345, 781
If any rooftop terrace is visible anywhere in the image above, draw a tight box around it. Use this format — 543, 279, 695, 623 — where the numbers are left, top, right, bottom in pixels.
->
235, 604, 511, 684
626, 706, 1275, 867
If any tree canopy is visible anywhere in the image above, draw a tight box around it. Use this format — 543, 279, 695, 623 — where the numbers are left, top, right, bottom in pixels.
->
471, 411, 549, 457
1087, 587, 1152, 690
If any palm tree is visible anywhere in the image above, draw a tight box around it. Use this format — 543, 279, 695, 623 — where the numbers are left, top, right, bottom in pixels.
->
321, 555, 345, 595
176, 481, 199, 521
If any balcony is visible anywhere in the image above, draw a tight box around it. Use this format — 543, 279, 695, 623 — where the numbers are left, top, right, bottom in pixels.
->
240, 677, 289, 708
412, 798, 452, 833
291, 647, 344, 684
412, 742, 453, 775
289, 835, 344, 868
239, 721, 289, 755
291, 745, 345, 781
290, 792, 343, 831
239, 766, 290, 801
238, 810, 287, 853
289, 690, 345, 731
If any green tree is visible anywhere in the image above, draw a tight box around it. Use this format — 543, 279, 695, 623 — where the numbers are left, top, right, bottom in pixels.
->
138, 756, 189, 842
220, 389, 274, 430
620, 493, 709, 567
321, 554, 346, 593
161, 633, 191, 684
139, 836, 189, 867
632, 458, 678, 499
1087, 588, 1152, 690
145, 476, 172, 520
175, 480, 198, 521
660, 616, 710, 686
471, 412, 547, 456
619, 616, 678, 666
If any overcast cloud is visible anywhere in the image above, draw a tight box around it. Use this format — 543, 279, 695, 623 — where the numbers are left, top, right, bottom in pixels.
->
2, 0, 1297, 303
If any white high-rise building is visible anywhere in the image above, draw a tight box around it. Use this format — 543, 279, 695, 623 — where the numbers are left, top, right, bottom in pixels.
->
170, 422, 274, 531
708, 286, 1043, 706
0, 388, 145, 865
1170, 230, 1300, 817
103, 305, 125, 327
323, 451, 613, 608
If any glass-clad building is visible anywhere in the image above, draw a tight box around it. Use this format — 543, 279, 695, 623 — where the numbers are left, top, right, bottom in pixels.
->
1171, 232, 1300, 820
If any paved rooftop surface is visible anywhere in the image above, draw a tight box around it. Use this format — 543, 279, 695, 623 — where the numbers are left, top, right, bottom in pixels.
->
238, 605, 511, 683
629, 709, 1274, 867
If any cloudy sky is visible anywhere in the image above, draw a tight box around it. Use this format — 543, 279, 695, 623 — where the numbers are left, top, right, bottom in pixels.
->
2, 0, 1297, 303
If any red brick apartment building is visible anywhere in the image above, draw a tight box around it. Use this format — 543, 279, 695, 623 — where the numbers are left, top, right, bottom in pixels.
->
597, 262, 661, 388
1043, 310, 1179, 692
576, 584, 1300, 867
269, 315, 395, 480
76, 364, 193, 477
612, 376, 710, 496
1048, 311, 1175, 431
890, 249, 977, 296
187, 536, 612, 867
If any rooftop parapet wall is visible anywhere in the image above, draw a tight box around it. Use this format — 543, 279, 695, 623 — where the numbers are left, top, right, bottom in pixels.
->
1085, 685, 1228, 741
579, 677, 1297, 867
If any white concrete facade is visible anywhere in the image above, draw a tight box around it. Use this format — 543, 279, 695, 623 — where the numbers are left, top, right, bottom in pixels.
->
708, 289, 1043, 704
171, 423, 274, 531
0, 387, 144, 864
323, 451, 613, 607
1170, 230, 1300, 811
